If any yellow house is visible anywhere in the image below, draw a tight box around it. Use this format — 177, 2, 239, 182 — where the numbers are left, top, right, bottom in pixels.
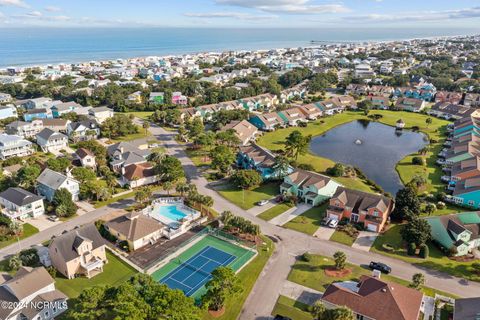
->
48, 224, 107, 279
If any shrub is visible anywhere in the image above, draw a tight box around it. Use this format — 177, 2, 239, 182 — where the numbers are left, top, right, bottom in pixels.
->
419, 244, 429, 259
46, 266, 57, 278
8, 255, 21, 271
437, 201, 446, 209
302, 252, 312, 262
412, 156, 425, 165
118, 240, 130, 252
382, 243, 395, 252
407, 242, 417, 256
19, 248, 39, 267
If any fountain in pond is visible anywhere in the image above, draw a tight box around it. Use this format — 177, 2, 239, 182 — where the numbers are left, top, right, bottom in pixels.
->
355, 139, 362, 145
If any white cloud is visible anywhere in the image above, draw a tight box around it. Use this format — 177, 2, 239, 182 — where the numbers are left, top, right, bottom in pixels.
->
185, 11, 277, 21
0, 0, 29, 8
346, 6, 480, 23
45, 5, 61, 12
215, 0, 350, 14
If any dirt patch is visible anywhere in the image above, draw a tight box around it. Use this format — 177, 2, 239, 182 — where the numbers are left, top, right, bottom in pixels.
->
324, 267, 352, 278
449, 255, 477, 263
208, 307, 225, 318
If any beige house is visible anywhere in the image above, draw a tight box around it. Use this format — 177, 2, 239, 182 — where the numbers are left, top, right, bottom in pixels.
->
48, 224, 107, 279
221, 119, 258, 146
105, 211, 164, 251
75, 148, 96, 168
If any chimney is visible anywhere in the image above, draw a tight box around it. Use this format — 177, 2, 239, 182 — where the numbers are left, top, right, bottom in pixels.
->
121, 166, 125, 176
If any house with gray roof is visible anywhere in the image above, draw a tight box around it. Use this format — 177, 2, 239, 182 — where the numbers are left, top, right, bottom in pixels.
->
0, 134, 34, 160
425, 212, 480, 256
5, 119, 44, 138
0, 266, 67, 320
454, 297, 480, 320
66, 119, 100, 142
107, 141, 150, 173
36, 168, 80, 202
48, 224, 107, 279
35, 128, 68, 153
0, 187, 45, 220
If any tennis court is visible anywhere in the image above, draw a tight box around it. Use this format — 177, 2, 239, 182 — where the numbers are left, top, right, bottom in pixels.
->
151, 234, 256, 299
160, 246, 236, 296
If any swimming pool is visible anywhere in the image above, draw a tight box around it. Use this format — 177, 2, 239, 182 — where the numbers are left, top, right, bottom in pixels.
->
155, 205, 188, 222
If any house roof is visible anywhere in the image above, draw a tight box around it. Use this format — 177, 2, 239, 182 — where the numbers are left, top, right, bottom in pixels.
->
331, 187, 392, 214
454, 297, 480, 320
105, 212, 163, 242
238, 144, 276, 168
322, 275, 423, 320
36, 168, 78, 190
75, 147, 94, 159
3, 267, 55, 301
222, 120, 257, 143
122, 162, 156, 181
426, 212, 480, 249
48, 223, 105, 262
36, 128, 67, 141
41, 118, 69, 127
0, 187, 43, 207
286, 169, 331, 189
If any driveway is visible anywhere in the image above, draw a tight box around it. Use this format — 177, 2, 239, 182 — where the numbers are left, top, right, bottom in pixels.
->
352, 231, 378, 252
269, 204, 311, 226
313, 226, 336, 240
279, 280, 323, 305
26, 215, 63, 231
247, 199, 277, 216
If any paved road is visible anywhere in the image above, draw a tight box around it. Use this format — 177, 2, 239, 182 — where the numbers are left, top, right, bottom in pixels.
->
147, 123, 480, 319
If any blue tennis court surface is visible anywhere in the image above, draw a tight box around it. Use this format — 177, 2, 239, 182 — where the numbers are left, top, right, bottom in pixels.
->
160, 246, 236, 296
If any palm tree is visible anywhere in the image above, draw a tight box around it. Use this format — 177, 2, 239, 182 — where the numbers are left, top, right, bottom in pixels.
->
142, 121, 150, 136
163, 181, 173, 196
285, 130, 312, 160
175, 182, 189, 197
425, 117, 432, 127
272, 155, 291, 178
148, 150, 165, 164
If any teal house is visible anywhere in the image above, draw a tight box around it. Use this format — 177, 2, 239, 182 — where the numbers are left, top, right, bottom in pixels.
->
280, 169, 342, 206
426, 212, 480, 256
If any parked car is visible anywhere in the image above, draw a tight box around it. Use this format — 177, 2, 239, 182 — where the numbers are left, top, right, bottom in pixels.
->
369, 261, 391, 274
48, 215, 60, 222
328, 219, 338, 228
257, 199, 269, 206
321, 217, 331, 226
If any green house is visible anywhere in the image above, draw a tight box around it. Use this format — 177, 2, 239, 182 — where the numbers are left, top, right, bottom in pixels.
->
280, 169, 342, 206
426, 212, 480, 256
149, 92, 164, 104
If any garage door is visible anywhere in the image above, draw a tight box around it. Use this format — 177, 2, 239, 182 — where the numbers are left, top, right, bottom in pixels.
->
367, 224, 377, 232
328, 213, 339, 220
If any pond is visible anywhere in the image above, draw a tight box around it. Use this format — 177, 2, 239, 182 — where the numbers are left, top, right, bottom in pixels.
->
309, 120, 428, 194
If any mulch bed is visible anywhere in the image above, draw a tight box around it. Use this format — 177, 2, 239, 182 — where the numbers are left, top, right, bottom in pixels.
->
324, 267, 352, 278
208, 307, 225, 318
449, 255, 477, 263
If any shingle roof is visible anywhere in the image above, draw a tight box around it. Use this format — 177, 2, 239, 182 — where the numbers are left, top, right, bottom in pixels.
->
454, 297, 480, 320
286, 169, 331, 189
0, 187, 43, 206
75, 147, 94, 159
49, 223, 105, 262
36, 128, 67, 141
36, 168, 77, 190
123, 162, 156, 180
331, 187, 392, 214
322, 276, 423, 320
105, 212, 163, 242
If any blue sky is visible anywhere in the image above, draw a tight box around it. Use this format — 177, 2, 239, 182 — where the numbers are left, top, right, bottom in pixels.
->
1, 0, 480, 28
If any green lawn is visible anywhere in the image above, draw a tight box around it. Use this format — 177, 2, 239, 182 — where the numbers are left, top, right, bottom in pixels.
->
257, 203, 293, 221
185, 148, 211, 167
111, 125, 152, 142
0, 223, 39, 249
125, 111, 154, 120
202, 235, 274, 320
288, 254, 458, 298
55, 250, 137, 298
283, 203, 327, 235
256, 110, 450, 194
271, 295, 313, 320
371, 224, 480, 282
217, 182, 279, 210
329, 230, 356, 246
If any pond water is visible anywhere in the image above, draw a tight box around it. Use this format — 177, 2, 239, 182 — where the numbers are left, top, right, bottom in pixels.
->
309, 120, 428, 194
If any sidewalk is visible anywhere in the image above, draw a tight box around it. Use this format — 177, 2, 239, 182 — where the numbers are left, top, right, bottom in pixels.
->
269, 204, 311, 226
279, 280, 323, 305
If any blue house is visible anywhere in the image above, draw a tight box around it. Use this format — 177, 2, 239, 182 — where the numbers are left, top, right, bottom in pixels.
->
36, 168, 80, 202
236, 144, 293, 180
0, 105, 18, 120
24, 108, 53, 122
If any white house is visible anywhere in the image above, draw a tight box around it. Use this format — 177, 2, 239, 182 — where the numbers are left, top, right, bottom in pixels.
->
88, 106, 114, 124
74, 148, 96, 169
0, 266, 68, 320
36, 128, 68, 153
0, 134, 34, 160
0, 187, 45, 220
120, 162, 160, 188
5, 120, 44, 138
36, 168, 80, 202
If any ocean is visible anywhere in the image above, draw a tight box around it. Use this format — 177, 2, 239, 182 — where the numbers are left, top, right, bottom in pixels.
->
0, 27, 478, 67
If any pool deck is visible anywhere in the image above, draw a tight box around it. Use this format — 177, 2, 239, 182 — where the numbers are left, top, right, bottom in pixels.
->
127, 225, 205, 270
